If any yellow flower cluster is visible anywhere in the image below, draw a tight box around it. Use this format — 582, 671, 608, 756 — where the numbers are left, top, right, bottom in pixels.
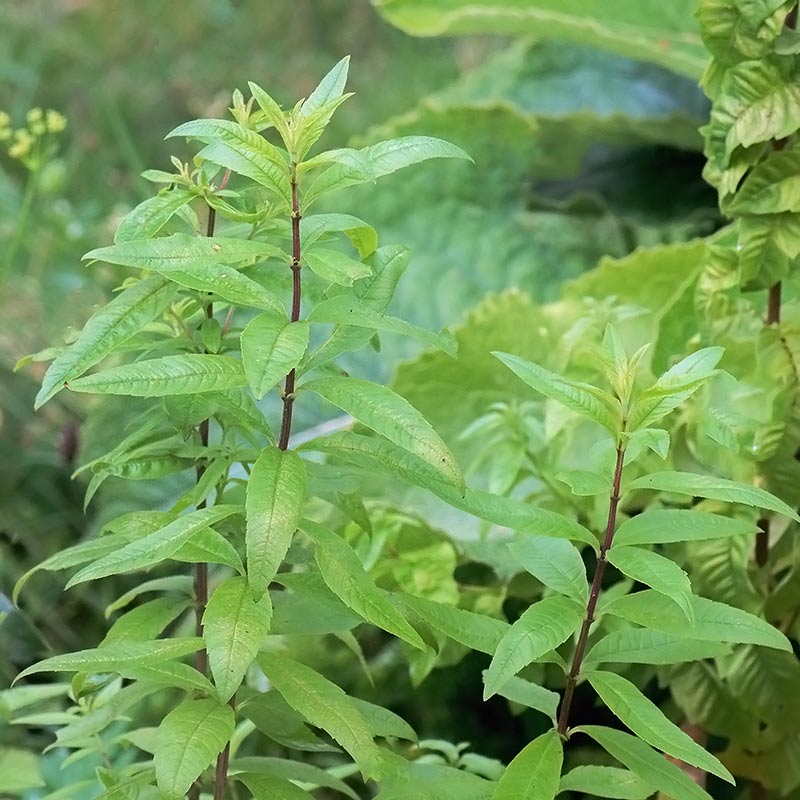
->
0, 107, 67, 163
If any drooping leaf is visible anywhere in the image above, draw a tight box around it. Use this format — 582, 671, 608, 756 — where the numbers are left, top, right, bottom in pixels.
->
241, 313, 309, 399
606, 545, 694, 621
246, 447, 307, 597
628, 471, 800, 520
493, 352, 621, 434
587, 670, 734, 783
507, 535, 588, 602
305, 376, 463, 489
203, 576, 272, 701
257, 652, 381, 778
154, 697, 234, 797
67, 355, 247, 397
558, 765, 655, 800
492, 730, 562, 800
302, 520, 426, 650
575, 726, 713, 800
35, 277, 177, 408
66, 505, 242, 586
613, 509, 757, 546
484, 596, 583, 699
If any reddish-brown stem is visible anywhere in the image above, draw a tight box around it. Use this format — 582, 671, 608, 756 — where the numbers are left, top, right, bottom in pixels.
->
557, 442, 626, 736
213, 740, 231, 800
278, 166, 302, 451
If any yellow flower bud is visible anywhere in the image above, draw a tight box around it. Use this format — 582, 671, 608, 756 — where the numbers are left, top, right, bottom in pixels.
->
26, 107, 43, 124
0, 111, 10, 128
45, 109, 67, 133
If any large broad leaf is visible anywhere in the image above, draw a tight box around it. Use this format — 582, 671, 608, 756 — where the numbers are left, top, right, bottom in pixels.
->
583, 628, 730, 669
301, 521, 426, 650
606, 545, 694, 621
305, 376, 464, 489
66, 505, 242, 586
575, 726, 713, 800
241, 314, 309, 399
628, 471, 800, 520
154, 697, 234, 797
559, 765, 654, 800
604, 590, 792, 651
246, 447, 307, 597
114, 189, 195, 243
67, 355, 247, 397
167, 119, 291, 205
203, 576, 272, 701
507, 535, 588, 602
374, 0, 706, 77
493, 352, 621, 434
492, 730, 562, 800
613, 509, 757, 546
35, 277, 177, 408
484, 596, 583, 699
587, 670, 734, 783
257, 652, 381, 778
15, 639, 203, 682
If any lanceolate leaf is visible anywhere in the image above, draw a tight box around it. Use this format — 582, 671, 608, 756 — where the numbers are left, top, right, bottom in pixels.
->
257, 652, 381, 778
484, 596, 583, 699
308, 295, 458, 356
114, 189, 195, 243
203, 576, 273, 701
613, 509, 757, 546
558, 766, 654, 800
301, 55, 350, 117
67, 355, 247, 397
587, 670, 734, 783
305, 376, 464, 489
628, 471, 800, 520
241, 314, 309, 399
66, 505, 242, 586
246, 447, 307, 597
606, 546, 694, 621
35, 277, 177, 408
487, 674, 560, 724
492, 730, 562, 800
493, 352, 621, 434
302, 521, 425, 650
304, 248, 372, 286
236, 774, 315, 800
229, 757, 358, 800
154, 698, 235, 797
604, 590, 791, 651
507, 535, 588, 602
300, 214, 379, 257
575, 726, 713, 800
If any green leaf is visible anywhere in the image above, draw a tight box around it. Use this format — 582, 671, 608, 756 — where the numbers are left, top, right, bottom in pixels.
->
308, 295, 457, 356
604, 589, 792, 651
507, 535, 588, 602
728, 149, 800, 215
493, 352, 621, 434
154, 697, 235, 797
350, 697, 417, 742
236, 774, 315, 800
305, 376, 463, 489
558, 765, 654, 800
587, 670, 733, 783
103, 597, 189, 645
300, 213, 379, 258
257, 652, 381, 778
203, 576, 272, 702
119, 662, 214, 694
35, 277, 177, 408
0, 748, 44, 793
301, 56, 351, 117
66, 505, 242, 586
737, 212, 800, 290
68, 354, 247, 397
606, 545, 694, 621
105, 575, 194, 617
114, 189, 195, 243
492, 730, 562, 800
301, 520, 425, 649
374, 0, 706, 78
304, 247, 373, 286
241, 314, 309, 399
486, 674, 559, 724
484, 596, 582, 699
172, 526, 244, 573
167, 118, 291, 205
229, 757, 358, 800
576, 726, 713, 800
613, 509, 757, 546
15, 639, 203, 682
246, 447, 307, 597
583, 628, 730, 669
294, 94, 353, 160
398, 593, 509, 654
628, 471, 800, 520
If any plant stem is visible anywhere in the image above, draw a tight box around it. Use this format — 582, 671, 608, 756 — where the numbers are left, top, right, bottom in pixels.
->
278, 164, 302, 451
557, 441, 626, 736
1, 167, 39, 281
